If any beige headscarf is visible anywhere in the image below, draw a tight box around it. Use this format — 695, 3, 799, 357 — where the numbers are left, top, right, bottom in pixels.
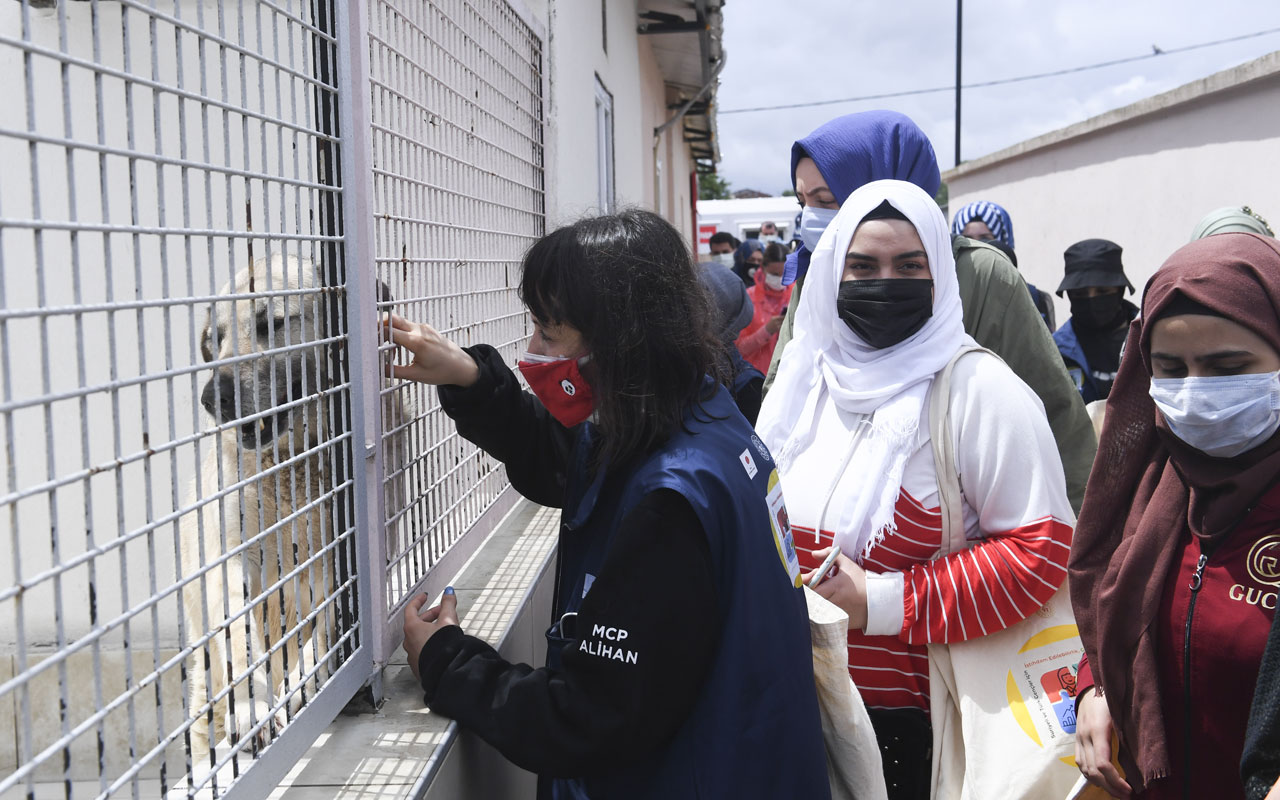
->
1190, 206, 1274, 240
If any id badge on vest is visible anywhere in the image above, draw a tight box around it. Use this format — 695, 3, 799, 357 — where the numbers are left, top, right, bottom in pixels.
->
766, 469, 804, 588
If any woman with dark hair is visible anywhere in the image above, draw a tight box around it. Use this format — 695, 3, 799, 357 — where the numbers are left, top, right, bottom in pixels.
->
388, 209, 830, 799
736, 241, 793, 374
733, 237, 765, 287
1070, 233, 1280, 799
697, 259, 765, 423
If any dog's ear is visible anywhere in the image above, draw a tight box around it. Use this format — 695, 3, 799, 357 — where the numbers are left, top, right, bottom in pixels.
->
200, 323, 214, 363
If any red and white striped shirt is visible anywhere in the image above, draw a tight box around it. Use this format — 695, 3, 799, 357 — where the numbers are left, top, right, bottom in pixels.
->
781, 353, 1074, 712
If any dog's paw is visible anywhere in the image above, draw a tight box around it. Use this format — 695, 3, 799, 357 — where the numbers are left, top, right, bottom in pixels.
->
285, 684, 306, 717
227, 696, 287, 752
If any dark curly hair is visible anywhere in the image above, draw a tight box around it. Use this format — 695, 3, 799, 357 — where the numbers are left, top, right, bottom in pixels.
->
763, 241, 789, 265
519, 209, 724, 468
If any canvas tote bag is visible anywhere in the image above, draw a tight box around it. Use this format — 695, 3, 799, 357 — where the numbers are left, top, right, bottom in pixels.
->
804, 586, 890, 800
925, 346, 1089, 800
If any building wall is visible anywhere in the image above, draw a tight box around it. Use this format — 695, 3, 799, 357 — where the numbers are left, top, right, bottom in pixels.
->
544, 0, 699, 239
946, 61, 1280, 323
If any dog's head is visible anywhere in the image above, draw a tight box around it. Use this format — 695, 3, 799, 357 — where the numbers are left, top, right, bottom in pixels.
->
199, 254, 328, 449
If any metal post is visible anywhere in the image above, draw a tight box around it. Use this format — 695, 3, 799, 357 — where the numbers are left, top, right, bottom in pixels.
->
955, 0, 962, 167
332, 0, 388, 696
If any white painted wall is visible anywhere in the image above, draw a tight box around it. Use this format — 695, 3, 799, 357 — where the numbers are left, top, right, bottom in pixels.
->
0, 0, 316, 651
946, 62, 1280, 325
544, 0, 698, 239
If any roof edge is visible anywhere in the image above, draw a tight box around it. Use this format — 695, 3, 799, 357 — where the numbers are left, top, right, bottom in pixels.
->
943, 49, 1280, 182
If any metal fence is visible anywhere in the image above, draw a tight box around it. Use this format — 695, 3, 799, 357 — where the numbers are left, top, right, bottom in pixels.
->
366, 0, 545, 653
0, 0, 545, 796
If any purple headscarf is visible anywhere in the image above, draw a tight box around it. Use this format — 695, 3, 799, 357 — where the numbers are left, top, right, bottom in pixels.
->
785, 110, 941, 286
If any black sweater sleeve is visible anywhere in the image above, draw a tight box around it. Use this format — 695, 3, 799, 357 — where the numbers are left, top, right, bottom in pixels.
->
1243, 608, 1280, 799
437, 344, 573, 508
416, 489, 720, 777
733, 375, 763, 426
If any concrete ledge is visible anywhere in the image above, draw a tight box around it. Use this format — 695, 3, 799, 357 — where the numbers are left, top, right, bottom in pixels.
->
264, 500, 559, 799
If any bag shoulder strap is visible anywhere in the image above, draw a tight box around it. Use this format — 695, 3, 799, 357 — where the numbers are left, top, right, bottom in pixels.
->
926, 345, 999, 558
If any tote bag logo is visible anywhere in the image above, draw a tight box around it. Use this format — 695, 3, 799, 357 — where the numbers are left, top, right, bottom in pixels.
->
1003, 623, 1082, 761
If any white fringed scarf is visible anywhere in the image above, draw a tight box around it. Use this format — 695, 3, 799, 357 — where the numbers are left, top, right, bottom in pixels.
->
757, 180, 975, 561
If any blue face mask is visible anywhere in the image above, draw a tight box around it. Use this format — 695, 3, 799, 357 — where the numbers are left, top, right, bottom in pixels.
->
800, 206, 839, 252
1149, 371, 1280, 458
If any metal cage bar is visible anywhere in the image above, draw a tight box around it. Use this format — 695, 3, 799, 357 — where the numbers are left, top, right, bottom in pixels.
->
0, 0, 545, 796
367, 0, 545, 653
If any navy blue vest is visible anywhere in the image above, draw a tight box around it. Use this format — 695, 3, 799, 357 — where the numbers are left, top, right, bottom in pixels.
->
728, 345, 765, 396
543, 381, 831, 800
1053, 319, 1102, 403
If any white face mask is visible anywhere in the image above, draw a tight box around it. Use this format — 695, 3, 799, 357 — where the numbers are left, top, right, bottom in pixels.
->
712, 252, 734, 268
1149, 371, 1280, 458
764, 272, 785, 291
800, 206, 839, 252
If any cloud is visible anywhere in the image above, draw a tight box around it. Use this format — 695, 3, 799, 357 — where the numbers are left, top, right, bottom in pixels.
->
1109, 75, 1149, 98
714, 0, 1280, 195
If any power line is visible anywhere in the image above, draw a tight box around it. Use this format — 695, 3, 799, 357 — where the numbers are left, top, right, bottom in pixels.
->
720, 26, 1280, 115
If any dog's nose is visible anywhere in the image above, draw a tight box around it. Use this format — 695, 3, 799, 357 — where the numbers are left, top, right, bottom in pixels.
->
200, 372, 239, 422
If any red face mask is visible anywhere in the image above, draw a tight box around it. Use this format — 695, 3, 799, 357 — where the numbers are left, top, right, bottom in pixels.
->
517, 352, 595, 428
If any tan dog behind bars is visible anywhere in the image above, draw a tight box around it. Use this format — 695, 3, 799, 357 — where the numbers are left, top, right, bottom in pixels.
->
179, 254, 408, 775
179, 253, 334, 773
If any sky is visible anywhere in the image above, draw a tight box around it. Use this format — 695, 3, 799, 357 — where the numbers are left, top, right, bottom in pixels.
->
714, 0, 1280, 196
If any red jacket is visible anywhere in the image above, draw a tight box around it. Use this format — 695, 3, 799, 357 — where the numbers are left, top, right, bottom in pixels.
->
1078, 481, 1280, 798
735, 269, 792, 374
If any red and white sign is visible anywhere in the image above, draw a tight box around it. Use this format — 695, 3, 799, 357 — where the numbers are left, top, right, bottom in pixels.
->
697, 223, 718, 250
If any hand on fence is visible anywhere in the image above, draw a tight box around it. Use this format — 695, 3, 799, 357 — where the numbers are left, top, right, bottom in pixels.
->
404, 587, 461, 681
1075, 688, 1132, 797
382, 314, 481, 388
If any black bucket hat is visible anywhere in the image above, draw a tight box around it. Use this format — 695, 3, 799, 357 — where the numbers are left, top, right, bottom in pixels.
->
1056, 238, 1134, 297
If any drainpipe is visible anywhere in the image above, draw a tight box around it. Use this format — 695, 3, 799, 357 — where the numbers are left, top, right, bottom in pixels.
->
653, 54, 726, 215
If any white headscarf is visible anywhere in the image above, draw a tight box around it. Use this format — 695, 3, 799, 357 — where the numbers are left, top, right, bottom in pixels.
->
757, 179, 975, 560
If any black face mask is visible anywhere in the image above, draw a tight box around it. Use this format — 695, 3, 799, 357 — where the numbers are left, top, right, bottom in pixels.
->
1070, 292, 1123, 330
836, 278, 934, 349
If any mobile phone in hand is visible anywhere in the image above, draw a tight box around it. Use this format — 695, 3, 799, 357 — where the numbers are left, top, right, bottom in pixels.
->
808, 546, 841, 590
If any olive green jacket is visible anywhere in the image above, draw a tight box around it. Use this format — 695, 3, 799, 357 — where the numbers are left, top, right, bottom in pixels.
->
764, 236, 1095, 514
